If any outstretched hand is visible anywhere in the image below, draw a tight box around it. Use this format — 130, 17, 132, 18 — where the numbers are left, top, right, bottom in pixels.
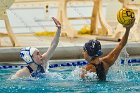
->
52, 17, 61, 28
123, 18, 135, 29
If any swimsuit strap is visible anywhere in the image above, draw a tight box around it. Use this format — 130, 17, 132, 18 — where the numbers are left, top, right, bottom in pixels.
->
37, 65, 45, 73
26, 65, 33, 74
26, 65, 45, 77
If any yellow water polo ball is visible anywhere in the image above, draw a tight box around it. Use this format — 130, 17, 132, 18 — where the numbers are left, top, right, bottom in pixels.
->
117, 8, 135, 25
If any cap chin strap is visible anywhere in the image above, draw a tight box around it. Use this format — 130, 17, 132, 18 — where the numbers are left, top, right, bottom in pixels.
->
95, 50, 103, 57
88, 51, 102, 61
24, 54, 41, 66
89, 50, 102, 58
24, 54, 40, 66
32, 60, 40, 66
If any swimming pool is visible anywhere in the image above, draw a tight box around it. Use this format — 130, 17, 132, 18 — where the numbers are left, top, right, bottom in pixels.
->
0, 59, 140, 93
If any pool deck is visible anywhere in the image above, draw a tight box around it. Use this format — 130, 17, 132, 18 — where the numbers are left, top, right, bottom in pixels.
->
0, 34, 140, 63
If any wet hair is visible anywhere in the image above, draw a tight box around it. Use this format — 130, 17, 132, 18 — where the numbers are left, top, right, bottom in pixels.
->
93, 62, 106, 81
83, 40, 103, 58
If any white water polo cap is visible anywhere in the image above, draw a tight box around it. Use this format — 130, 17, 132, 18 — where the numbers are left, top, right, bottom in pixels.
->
20, 47, 38, 64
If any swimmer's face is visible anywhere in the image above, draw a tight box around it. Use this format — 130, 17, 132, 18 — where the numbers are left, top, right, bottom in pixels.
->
82, 50, 90, 61
32, 49, 43, 65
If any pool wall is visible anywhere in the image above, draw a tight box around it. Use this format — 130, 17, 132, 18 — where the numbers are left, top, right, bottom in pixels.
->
0, 42, 140, 62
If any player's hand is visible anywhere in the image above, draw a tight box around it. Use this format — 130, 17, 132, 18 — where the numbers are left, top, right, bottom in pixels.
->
52, 17, 61, 28
123, 18, 135, 29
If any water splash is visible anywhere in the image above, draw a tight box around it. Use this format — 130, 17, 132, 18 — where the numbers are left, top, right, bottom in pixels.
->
67, 66, 82, 80
107, 45, 139, 81
120, 46, 130, 65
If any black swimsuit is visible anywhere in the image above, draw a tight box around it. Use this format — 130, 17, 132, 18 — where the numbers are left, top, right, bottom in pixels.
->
26, 65, 45, 77
91, 62, 106, 81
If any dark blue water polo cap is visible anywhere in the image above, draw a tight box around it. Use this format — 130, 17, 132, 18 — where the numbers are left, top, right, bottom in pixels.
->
83, 40, 103, 57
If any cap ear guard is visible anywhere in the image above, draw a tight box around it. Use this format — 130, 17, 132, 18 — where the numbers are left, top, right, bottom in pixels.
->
20, 47, 34, 64
95, 50, 103, 57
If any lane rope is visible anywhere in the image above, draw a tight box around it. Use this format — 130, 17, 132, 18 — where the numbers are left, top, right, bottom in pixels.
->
0, 59, 140, 69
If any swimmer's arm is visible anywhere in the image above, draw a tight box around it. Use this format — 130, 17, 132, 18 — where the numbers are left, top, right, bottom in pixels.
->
10, 69, 29, 79
81, 65, 94, 78
42, 17, 61, 62
103, 20, 135, 67
10, 72, 21, 80
81, 67, 87, 78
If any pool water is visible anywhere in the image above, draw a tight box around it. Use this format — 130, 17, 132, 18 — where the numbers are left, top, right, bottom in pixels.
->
0, 64, 140, 93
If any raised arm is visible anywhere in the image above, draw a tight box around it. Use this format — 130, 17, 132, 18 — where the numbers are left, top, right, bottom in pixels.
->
42, 17, 61, 62
103, 19, 135, 67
